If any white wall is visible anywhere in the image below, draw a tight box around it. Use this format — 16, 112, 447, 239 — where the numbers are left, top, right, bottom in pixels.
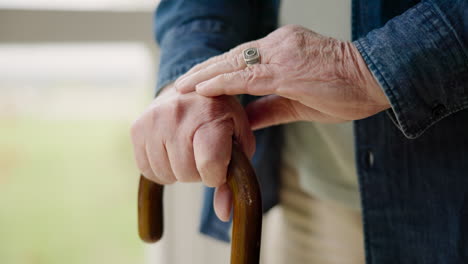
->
280, 0, 351, 40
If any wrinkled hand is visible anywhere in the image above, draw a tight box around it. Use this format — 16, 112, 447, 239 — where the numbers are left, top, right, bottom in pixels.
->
175, 25, 390, 130
130, 85, 255, 221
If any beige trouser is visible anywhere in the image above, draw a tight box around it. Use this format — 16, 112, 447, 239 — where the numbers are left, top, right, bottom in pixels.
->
260, 165, 365, 264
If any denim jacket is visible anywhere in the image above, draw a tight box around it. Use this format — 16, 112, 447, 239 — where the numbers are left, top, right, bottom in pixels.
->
154, 0, 468, 263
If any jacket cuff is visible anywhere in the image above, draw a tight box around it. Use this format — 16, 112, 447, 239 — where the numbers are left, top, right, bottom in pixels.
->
156, 19, 247, 94
354, 1, 468, 139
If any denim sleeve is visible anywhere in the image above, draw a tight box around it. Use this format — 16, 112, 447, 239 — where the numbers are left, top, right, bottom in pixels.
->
154, 0, 256, 94
354, 0, 468, 139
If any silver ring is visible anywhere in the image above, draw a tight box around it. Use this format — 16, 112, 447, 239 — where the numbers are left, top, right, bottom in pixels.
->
243, 47, 260, 66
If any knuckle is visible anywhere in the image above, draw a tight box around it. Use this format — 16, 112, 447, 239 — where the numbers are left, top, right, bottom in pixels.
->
244, 65, 271, 83
211, 118, 235, 134
148, 106, 161, 126
197, 157, 229, 187
251, 65, 265, 77
220, 71, 237, 84
160, 98, 185, 124
286, 30, 306, 48
200, 169, 225, 187
240, 69, 254, 82
229, 55, 243, 69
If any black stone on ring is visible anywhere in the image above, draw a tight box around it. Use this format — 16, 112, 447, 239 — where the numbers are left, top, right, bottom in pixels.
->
243, 48, 260, 66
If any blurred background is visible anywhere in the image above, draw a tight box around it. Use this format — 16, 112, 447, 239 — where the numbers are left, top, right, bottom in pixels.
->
0, 1, 350, 263
0, 1, 156, 263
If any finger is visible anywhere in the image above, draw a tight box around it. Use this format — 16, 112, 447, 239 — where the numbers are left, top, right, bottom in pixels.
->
214, 183, 232, 222
165, 133, 201, 183
176, 54, 245, 93
175, 40, 260, 88
130, 121, 159, 182
246, 95, 344, 130
195, 64, 277, 97
176, 54, 225, 83
193, 120, 233, 188
131, 137, 159, 182
145, 138, 177, 184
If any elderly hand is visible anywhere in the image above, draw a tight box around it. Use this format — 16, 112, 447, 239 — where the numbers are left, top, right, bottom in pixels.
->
175, 25, 390, 130
130, 85, 255, 221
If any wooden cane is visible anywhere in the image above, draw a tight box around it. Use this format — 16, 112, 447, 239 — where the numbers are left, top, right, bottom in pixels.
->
138, 141, 262, 264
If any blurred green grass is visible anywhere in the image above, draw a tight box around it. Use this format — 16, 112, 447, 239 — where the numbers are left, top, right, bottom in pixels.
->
0, 117, 143, 264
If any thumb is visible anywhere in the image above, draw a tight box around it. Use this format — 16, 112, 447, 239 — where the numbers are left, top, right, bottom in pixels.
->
245, 95, 303, 130
246, 95, 341, 130
214, 183, 232, 222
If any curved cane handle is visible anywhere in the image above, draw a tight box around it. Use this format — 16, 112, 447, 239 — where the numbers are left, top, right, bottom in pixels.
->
138, 142, 262, 264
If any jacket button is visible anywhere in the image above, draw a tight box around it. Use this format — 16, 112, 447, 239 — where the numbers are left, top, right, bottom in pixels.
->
432, 103, 446, 116
366, 150, 374, 168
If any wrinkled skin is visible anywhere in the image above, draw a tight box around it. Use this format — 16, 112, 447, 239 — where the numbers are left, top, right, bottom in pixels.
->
176, 25, 390, 129
131, 25, 390, 221
131, 87, 254, 221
